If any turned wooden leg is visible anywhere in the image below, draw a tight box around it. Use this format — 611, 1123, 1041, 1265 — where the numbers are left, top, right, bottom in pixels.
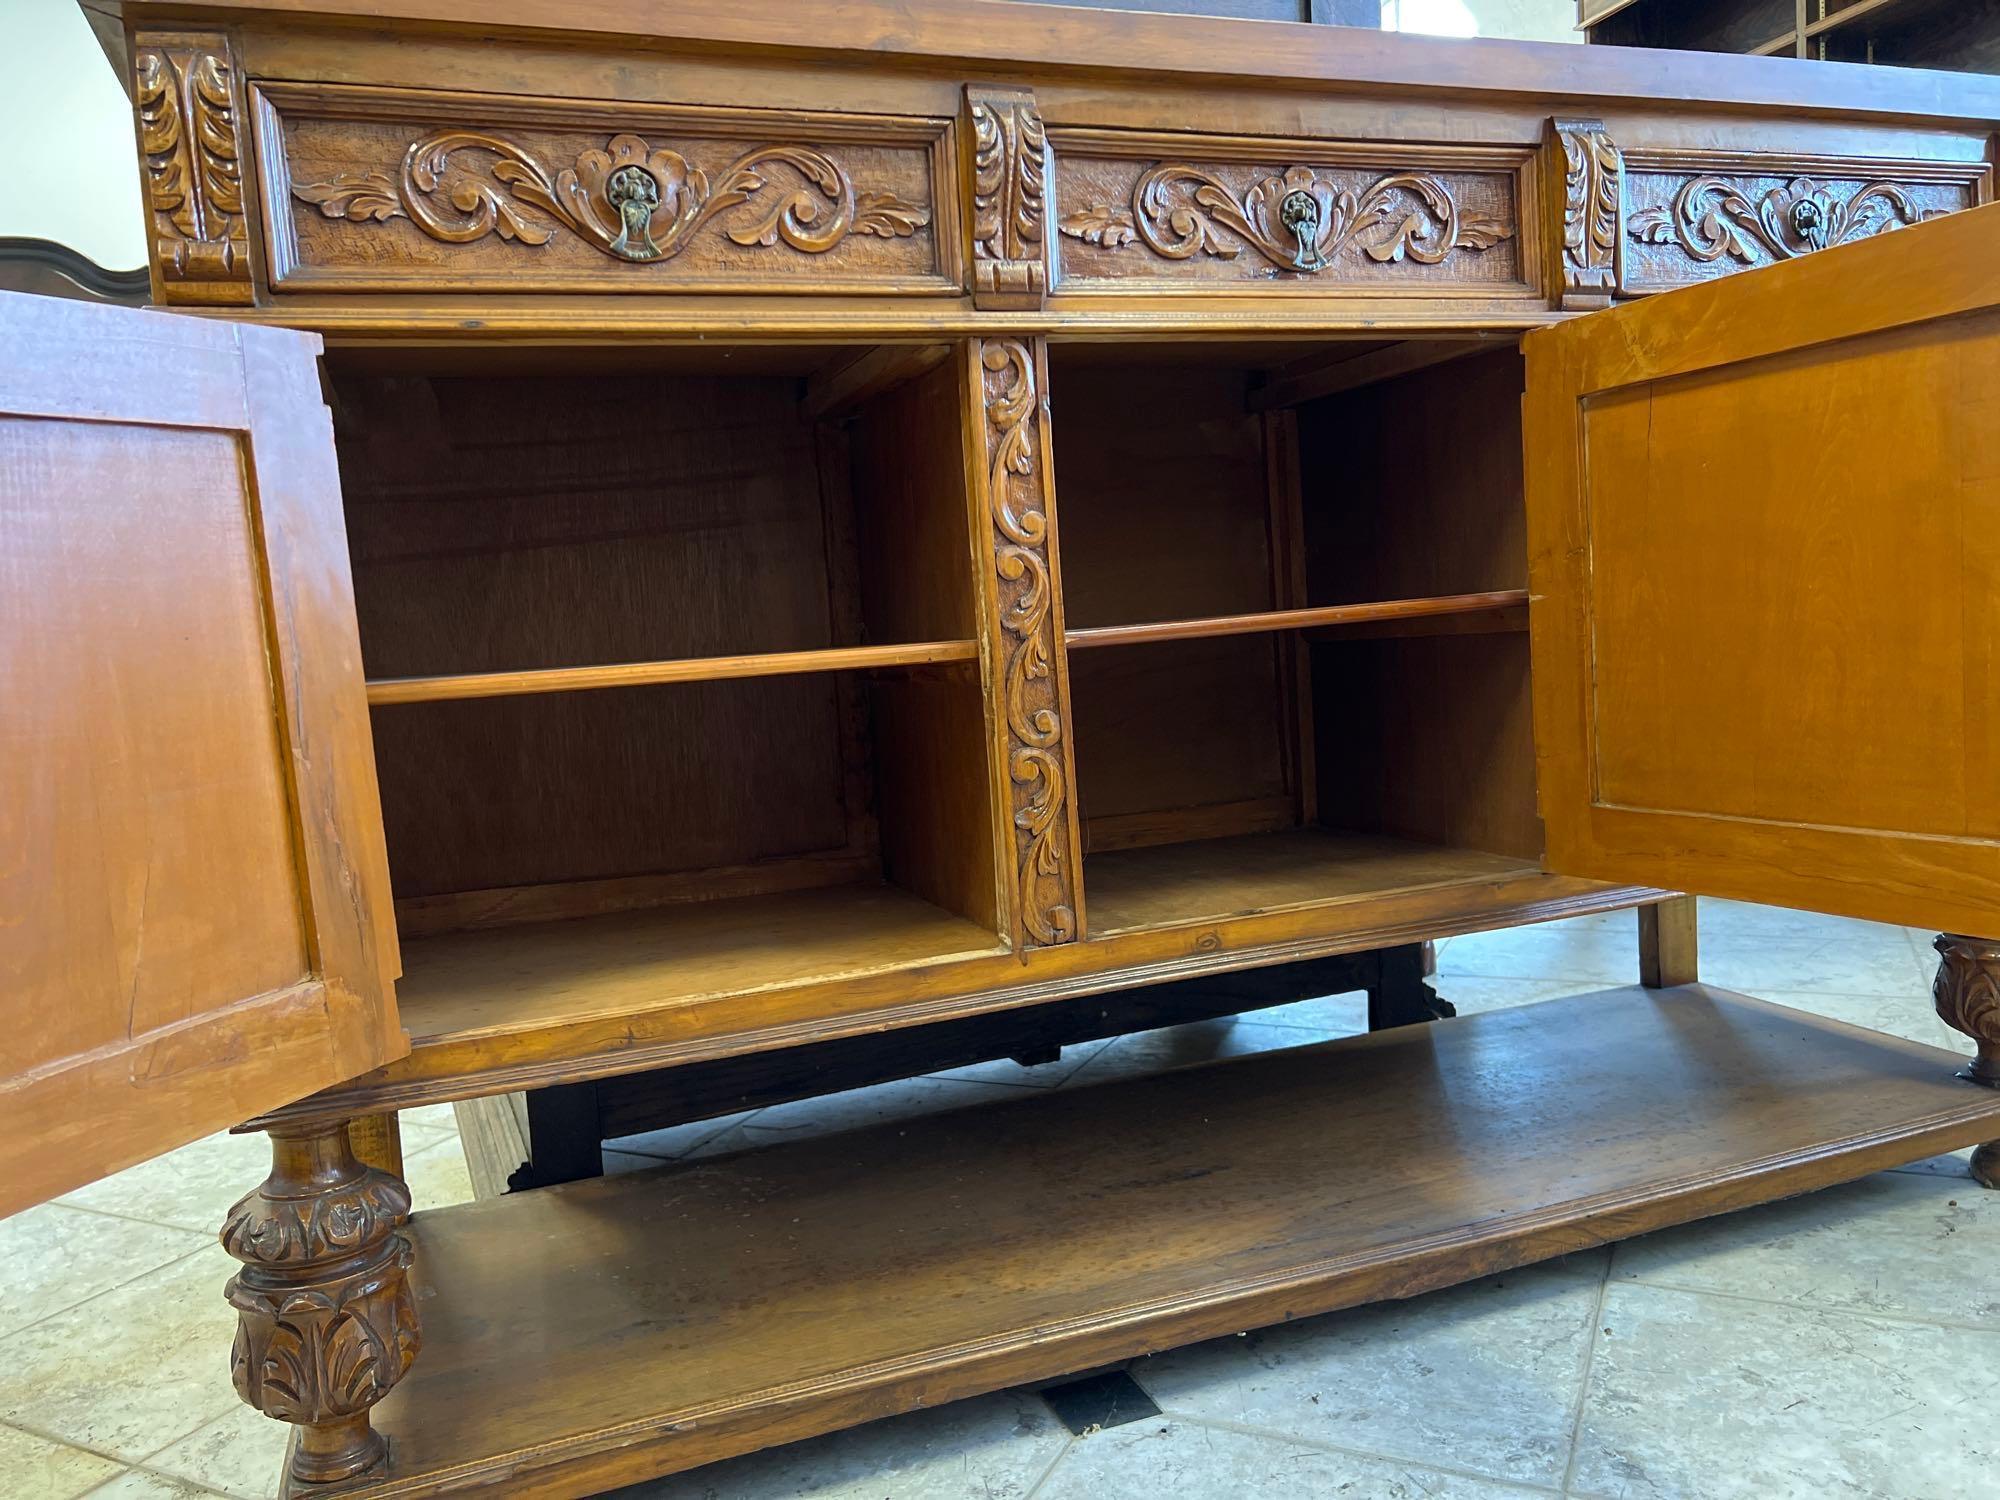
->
220, 1119, 421, 1485
1931, 933, 2000, 1189
1639, 896, 1699, 988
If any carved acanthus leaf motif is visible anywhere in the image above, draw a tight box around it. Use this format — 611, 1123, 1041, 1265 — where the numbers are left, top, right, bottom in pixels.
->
293, 130, 930, 264
966, 86, 1049, 308
1629, 176, 1937, 264
133, 35, 252, 301
1935, 933, 2000, 1086
1553, 119, 1623, 304
981, 341, 1077, 947
220, 1122, 420, 1485
1057, 163, 1513, 273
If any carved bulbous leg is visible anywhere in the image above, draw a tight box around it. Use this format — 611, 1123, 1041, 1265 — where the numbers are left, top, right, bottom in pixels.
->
1932, 934, 2000, 1189
221, 1120, 421, 1485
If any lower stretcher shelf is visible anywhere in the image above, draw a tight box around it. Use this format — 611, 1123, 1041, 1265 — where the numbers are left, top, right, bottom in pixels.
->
346, 986, 2000, 1498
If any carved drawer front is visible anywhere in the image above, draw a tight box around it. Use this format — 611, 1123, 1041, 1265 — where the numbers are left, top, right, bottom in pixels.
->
255, 84, 956, 294
1050, 129, 1535, 298
1620, 149, 1988, 295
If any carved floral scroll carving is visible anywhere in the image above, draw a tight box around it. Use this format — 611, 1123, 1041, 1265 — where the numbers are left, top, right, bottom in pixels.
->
1933, 933, 2000, 1190
1056, 164, 1512, 274
1551, 118, 1623, 308
1628, 176, 1940, 265
133, 34, 253, 303
965, 86, 1049, 308
221, 1121, 420, 1485
979, 340, 1078, 947
293, 130, 931, 264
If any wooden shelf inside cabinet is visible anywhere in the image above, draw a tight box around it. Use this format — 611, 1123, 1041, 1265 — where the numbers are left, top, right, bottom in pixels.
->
366, 640, 980, 706
1084, 829, 1544, 936
1063, 590, 1528, 652
390, 884, 1009, 1048
350, 988, 2000, 1497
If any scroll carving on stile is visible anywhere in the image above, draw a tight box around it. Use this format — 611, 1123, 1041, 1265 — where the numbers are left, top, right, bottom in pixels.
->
133, 34, 253, 303
964, 86, 1049, 308
292, 131, 931, 264
981, 341, 1078, 947
1629, 176, 1939, 265
1551, 118, 1623, 307
1056, 164, 1512, 274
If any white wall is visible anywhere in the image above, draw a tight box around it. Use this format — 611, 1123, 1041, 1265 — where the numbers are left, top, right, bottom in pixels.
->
1384, 0, 1580, 43
2, 0, 147, 269
0, 0, 1577, 274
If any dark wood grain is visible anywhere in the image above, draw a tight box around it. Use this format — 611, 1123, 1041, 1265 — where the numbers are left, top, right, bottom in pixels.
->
346, 986, 2000, 1497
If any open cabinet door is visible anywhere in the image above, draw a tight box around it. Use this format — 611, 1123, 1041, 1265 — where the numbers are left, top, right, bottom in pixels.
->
1525, 201, 2000, 936
0, 292, 404, 1218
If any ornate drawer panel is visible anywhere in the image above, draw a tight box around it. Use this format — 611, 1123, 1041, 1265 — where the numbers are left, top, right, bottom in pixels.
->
1619, 149, 1989, 295
1048, 129, 1536, 298
253, 84, 958, 294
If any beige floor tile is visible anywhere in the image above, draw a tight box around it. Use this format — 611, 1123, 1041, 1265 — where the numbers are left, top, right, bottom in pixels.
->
926, 1039, 1115, 1088
0, 1205, 207, 1342
733, 1076, 1038, 1145
1438, 914, 1640, 985
608, 1390, 1067, 1498
1573, 1283, 2000, 1500
1135, 1254, 1608, 1489
1033, 1418, 1551, 1500
144, 1404, 285, 1500
0, 1245, 241, 1462
1696, 924, 1932, 998
56, 1132, 271, 1235
398, 1103, 462, 1140
606, 1110, 764, 1161
1059, 1019, 1318, 1090
403, 1137, 475, 1214
0, 1422, 125, 1500
1431, 975, 1595, 1017
1238, 990, 1368, 1036
1613, 1169, 2000, 1328
79, 1473, 220, 1499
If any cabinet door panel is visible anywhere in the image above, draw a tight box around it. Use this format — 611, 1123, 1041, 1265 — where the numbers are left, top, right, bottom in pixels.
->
1525, 201, 2000, 934
0, 292, 403, 1217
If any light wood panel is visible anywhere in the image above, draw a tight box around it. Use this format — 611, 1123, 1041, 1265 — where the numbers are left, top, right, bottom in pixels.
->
1083, 828, 1540, 934
1527, 200, 2000, 933
393, 884, 1009, 1045
349, 986, 2000, 1497
0, 291, 403, 1217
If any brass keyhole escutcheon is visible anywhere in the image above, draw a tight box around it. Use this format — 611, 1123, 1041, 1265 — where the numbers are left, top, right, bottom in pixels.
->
606, 164, 664, 261
1278, 188, 1325, 272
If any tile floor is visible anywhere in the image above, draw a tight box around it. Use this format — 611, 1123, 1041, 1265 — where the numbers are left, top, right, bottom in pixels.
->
3, 899, 1991, 1500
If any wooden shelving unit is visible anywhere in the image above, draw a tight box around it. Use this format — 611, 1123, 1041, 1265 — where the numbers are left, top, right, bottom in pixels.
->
1063, 589, 1528, 652
1582, 0, 2000, 68
366, 639, 980, 705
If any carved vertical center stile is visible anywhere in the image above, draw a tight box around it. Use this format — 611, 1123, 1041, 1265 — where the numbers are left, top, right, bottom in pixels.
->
978, 340, 1079, 945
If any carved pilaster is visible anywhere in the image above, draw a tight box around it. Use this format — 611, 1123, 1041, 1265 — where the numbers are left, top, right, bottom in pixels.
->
1549, 117, 1624, 310
972, 338, 1081, 946
221, 1120, 420, 1485
132, 32, 254, 305
1932, 934, 2000, 1189
963, 86, 1049, 309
